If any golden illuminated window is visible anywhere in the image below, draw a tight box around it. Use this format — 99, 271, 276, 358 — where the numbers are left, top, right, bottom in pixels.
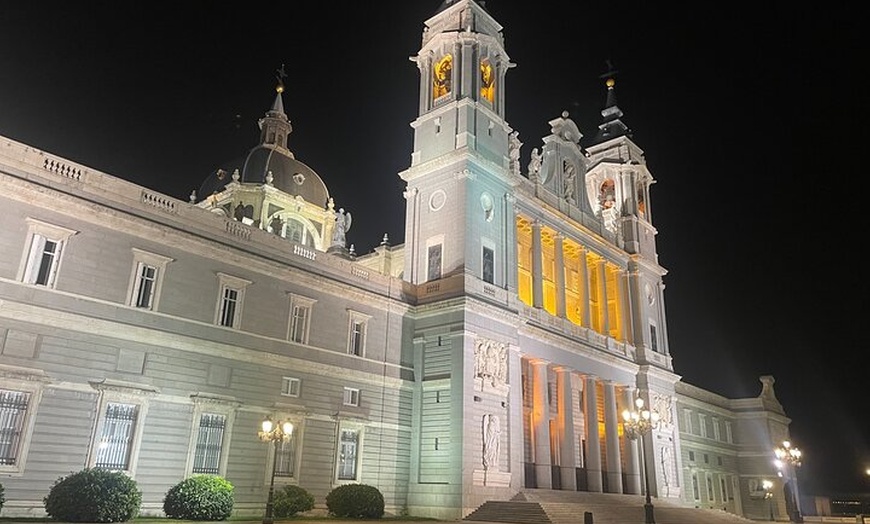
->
480, 58, 495, 103
433, 54, 453, 100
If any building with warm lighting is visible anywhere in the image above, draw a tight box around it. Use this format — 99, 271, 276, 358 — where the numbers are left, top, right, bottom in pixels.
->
0, 1, 800, 521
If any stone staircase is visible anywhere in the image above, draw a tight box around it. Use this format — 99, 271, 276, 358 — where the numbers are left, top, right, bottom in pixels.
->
463, 489, 758, 524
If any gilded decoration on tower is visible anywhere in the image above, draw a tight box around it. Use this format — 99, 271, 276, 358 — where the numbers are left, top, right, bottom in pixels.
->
480, 58, 494, 103
433, 54, 453, 100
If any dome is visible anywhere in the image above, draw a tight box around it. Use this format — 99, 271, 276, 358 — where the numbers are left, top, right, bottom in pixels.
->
241, 145, 329, 207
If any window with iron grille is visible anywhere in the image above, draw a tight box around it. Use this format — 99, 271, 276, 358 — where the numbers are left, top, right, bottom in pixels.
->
274, 436, 297, 478
337, 428, 359, 480
95, 403, 138, 470
0, 389, 30, 466
192, 413, 226, 474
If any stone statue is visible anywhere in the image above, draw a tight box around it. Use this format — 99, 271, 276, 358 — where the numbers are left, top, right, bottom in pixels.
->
508, 131, 522, 176
482, 413, 501, 470
528, 147, 542, 179
332, 208, 352, 248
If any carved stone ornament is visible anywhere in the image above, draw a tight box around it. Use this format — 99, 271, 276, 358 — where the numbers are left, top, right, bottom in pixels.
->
651, 392, 674, 427
474, 338, 508, 389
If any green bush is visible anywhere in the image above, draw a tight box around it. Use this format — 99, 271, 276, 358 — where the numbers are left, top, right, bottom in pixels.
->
163, 474, 234, 521
43, 468, 142, 523
325, 483, 384, 519
273, 484, 315, 518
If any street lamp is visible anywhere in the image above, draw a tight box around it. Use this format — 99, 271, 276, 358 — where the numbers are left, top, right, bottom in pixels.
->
622, 396, 661, 524
762, 479, 774, 521
258, 416, 294, 524
774, 440, 803, 523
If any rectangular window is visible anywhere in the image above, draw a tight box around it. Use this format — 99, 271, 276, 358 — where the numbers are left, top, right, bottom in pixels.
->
706, 473, 715, 501
725, 421, 733, 443
274, 435, 297, 478
337, 428, 360, 480
192, 413, 226, 474
699, 414, 708, 438
343, 387, 360, 407
94, 403, 138, 470
0, 390, 30, 466
214, 273, 250, 329
349, 320, 365, 356
427, 244, 442, 281
287, 294, 316, 344
281, 377, 300, 397
482, 245, 494, 284
704, 453, 709, 464
20, 219, 77, 289
712, 417, 721, 441
688, 450, 695, 462
649, 323, 658, 352
683, 408, 693, 434
717, 456, 723, 466
720, 476, 729, 502
127, 249, 173, 310
132, 263, 158, 308
691, 472, 700, 501
346, 310, 371, 357
219, 287, 239, 327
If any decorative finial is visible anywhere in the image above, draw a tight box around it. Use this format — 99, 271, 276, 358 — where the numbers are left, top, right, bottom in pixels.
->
275, 63, 287, 94
349, 244, 356, 256
381, 233, 389, 246
600, 59, 619, 87
189, 190, 196, 203
266, 171, 274, 185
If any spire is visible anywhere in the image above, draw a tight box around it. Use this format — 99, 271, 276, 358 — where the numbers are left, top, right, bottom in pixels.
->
271, 64, 287, 116
590, 60, 632, 144
256, 65, 293, 154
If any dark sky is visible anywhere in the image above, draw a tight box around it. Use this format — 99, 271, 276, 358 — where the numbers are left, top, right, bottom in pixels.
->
2, 2, 867, 495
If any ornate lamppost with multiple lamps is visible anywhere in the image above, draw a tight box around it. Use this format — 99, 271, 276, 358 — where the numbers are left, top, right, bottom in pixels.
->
258, 416, 294, 524
774, 440, 803, 523
622, 396, 661, 524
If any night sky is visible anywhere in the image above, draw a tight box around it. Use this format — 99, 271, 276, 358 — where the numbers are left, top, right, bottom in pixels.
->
2, 2, 866, 495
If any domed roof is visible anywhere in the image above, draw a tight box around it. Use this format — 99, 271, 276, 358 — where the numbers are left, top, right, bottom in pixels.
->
195, 80, 329, 208
240, 145, 329, 207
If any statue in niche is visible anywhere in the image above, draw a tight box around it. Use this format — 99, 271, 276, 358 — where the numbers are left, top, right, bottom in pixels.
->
660, 445, 675, 488
482, 413, 501, 470
474, 338, 507, 388
562, 160, 576, 204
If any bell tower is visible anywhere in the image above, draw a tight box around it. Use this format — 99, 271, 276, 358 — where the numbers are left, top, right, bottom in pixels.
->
400, 0, 521, 289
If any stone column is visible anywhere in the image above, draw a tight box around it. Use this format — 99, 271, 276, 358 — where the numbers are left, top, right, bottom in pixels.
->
604, 381, 623, 493
554, 233, 566, 319
584, 375, 603, 492
579, 247, 591, 328
598, 260, 610, 336
532, 221, 544, 309
556, 367, 576, 490
531, 359, 551, 488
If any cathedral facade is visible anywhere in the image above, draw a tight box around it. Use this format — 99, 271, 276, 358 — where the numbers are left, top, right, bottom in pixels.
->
0, 1, 797, 521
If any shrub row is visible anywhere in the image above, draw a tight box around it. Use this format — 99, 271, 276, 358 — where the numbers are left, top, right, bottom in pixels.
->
28, 468, 384, 522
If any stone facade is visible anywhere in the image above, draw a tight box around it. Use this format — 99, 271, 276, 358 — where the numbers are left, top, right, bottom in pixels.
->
0, 1, 795, 521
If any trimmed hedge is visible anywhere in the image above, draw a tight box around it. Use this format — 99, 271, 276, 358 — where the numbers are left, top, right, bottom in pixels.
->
43, 468, 142, 523
325, 483, 384, 519
273, 484, 315, 518
163, 474, 234, 521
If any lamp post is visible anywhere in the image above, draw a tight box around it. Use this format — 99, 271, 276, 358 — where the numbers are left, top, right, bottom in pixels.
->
774, 440, 803, 523
762, 479, 774, 521
622, 396, 660, 524
258, 416, 294, 524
